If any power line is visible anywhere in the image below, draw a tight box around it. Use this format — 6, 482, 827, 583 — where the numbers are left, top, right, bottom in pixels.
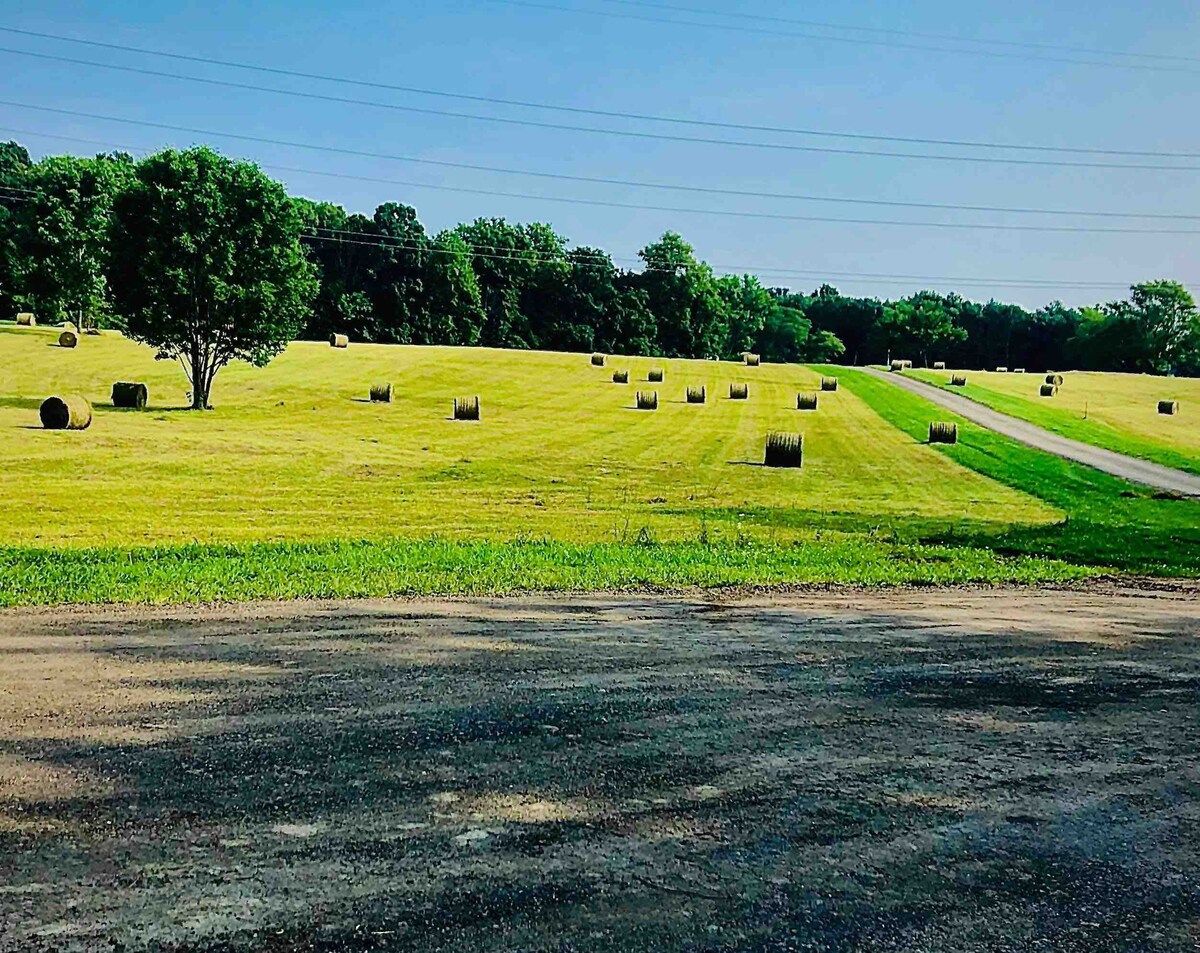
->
482, 0, 1200, 75
1, 27, 1196, 158
591, 0, 1200, 66
12, 124, 1200, 223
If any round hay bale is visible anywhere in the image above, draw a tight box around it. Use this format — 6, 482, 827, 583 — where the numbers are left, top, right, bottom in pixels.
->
820, 376, 838, 392
729, 383, 749, 400
453, 396, 480, 420
1158, 400, 1179, 416
796, 391, 819, 411
61, 321, 78, 333
370, 382, 393, 403
612, 369, 629, 384
15, 312, 35, 326
933, 361, 946, 370
890, 360, 905, 372
648, 368, 664, 383
636, 390, 658, 410
950, 375, 968, 386
111, 382, 148, 409
330, 333, 349, 348
40, 395, 92, 430
1046, 374, 1065, 386
686, 385, 706, 404
764, 432, 803, 468
1040, 383, 1058, 398
744, 353, 761, 366
995, 366, 1008, 373
1014, 368, 1026, 374
58, 330, 78, 348
591, 353, 606, 367
929, 422, 957, 444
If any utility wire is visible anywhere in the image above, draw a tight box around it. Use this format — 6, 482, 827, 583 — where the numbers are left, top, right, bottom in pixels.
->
11, 124, 1200, 222
0, 27, 1196, 157
592, 0, 1200, 65
483, 0, 1200, 75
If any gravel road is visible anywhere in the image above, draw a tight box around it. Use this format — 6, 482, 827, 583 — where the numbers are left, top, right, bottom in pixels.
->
866, 367, 1200, 497
2, 584, 1199, 951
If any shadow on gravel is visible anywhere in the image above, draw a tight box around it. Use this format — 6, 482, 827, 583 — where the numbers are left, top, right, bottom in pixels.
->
4, 597, 1200, 951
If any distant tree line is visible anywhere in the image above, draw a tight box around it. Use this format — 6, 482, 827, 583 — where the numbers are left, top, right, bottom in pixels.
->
3, 141, 1199, 393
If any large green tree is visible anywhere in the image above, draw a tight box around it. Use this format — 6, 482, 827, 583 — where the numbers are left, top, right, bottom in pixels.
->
109, 147, 317, 409
637, 232, 728, 359
11, 152, 133, 328
0, 141, 32, 320
878, 290, 967, 366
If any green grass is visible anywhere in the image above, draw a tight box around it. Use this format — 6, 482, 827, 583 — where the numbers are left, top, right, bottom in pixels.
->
830, 367, 1200, 575
1, 324, 1196, 605
908, 367, 1200, 475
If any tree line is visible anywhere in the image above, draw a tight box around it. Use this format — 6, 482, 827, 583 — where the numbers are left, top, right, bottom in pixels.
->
2, 141, 1197, 409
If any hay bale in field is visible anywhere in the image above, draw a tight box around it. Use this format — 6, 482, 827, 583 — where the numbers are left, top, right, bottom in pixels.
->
890, 360, 905, 372
648, 368, 664, 383
929, 422, 957, 444
330, 333, 349, 348
820, 376, 838, 392
111, 382, 148, 409
1014, 367, 1026, 374
61, 321, 77, 333
950, 374, 968, 386
39, 395, 92, 430
1158, 400, 1179, 416
764, 432, 803, 468
15, 312, 35, 326
744, 353, 761, 366
796, 391, 819, 411
58, 330, 78, 348
636, 390, 658, 410
453, 396, 480, 420
933, 361, 946, 370
591, 353, 606, 367
729, 382, 749, 400
84, 327, 101, 336
1040, 383, 1058, 398
686, 385, 706, 404
902, 360, 913, 368
1046, 373, 1064, 386
612, 369, 629, 384
370, 382, 393, 403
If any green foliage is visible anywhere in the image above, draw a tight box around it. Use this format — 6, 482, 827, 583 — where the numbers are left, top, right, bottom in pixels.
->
1073, 281, 1200, 374
109, 147, 317, 409
878, 291, 968, 365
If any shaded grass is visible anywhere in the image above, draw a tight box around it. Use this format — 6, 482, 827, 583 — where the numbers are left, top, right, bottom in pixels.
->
0, 536, 1095, 607
830, 367, 1200, 575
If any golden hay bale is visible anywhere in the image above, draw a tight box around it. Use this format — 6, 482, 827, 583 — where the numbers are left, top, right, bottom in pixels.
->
636, 390, 659, 410
764, 431, 803, 468
330, 333, 349, 348
950, 374, 968, 386
15, 312, 35, 326
111, 382, 148, 409
84, 327, 101, 336
39, 395, 92, 430
1014, 367, 1026, 374
591, 353, 606, 367
1158, 400, 1179, 416
744, 353, 761, 366
933, 361, 946, 370
890, 360, 905, 372
453, 396, 480, 420
612, 369, 629, 384
61, 321, 77, 333
729, 383, 749, 400
1040, 384, 1058, 398
58, 330, 78, 348
686, 385, 706, 404
820, 376, 838, 392
1046, 373, 1064, 386
929, 422, 957, 444
995, 366, 1008, 373
648, 368, 664, 383
796, 391, 819, 411
370, 382, 393, 403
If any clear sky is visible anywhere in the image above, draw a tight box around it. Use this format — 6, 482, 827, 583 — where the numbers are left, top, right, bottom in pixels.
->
2, 0, 1199, 307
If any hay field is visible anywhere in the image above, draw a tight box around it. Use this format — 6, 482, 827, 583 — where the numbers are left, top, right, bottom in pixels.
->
910, 368, 1200, 475
0, 324, 1054, 547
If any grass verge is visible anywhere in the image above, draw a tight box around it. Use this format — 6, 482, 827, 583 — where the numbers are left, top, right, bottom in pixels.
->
0, 536, 1093, 608
829, 367, 1200, 575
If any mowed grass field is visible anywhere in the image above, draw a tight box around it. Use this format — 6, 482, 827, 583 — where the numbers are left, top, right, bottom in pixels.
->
0, 324, 1054, 547
909, 367, 1200, 475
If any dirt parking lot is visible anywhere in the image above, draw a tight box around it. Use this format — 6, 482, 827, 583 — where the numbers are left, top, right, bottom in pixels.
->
1, 583, 1198, 951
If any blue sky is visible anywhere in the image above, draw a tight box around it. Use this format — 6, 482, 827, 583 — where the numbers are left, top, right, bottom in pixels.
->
2, 0, 1199, 306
